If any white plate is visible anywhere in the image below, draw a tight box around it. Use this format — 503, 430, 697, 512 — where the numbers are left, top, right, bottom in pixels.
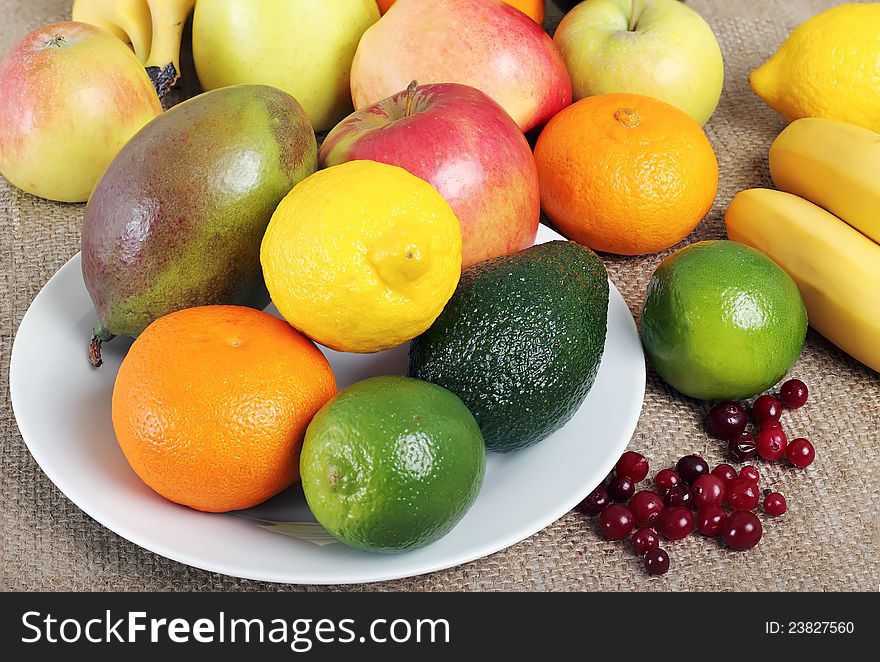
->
9, 225, 645, 584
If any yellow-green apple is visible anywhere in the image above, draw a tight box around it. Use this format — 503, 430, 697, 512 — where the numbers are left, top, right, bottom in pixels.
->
351, 0, 571, 133
321, 82, 539, 267
0, 22, 161, 202
554, 0, 723, 126
192, 0, 379, 132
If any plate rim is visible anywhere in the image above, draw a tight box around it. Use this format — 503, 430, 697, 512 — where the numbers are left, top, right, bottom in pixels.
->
9, 248, 645, 585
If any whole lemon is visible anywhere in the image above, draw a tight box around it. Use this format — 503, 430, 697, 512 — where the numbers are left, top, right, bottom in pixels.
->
261, 161, 462, 353
750, 4, 880, 132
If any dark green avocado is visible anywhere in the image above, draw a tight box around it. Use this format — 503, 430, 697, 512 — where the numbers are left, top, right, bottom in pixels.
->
408, 240, 609, 453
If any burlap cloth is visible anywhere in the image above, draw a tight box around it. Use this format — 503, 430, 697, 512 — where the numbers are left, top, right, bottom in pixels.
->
1, 0, 878, 592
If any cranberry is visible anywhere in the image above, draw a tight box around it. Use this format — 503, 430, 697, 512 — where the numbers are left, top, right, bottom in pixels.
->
655, 468, 682, 492
722, 511, 763, 550
740, 465, 760, 484
616, 451, 649, 482
676, 455, 710, 485
644, 548, 670, 575
657, 506, 695, 540
601, 472, 615, 490
690, 474, 726, 509
757, 428, 788, 461
599, 504, 634, 541
759, 419, 782, 432
786, 438, 815, 468
752, 394, 782, 421
662, 484, 692, 509
628, 490, 665, 528
728, 431, 757, 462
711, 463, 738, 487
726, 478, 760, 511
607, 474, 636, 502
696, 505, 727, 537
577, 486, 610, 516
764, 491, 787, 516
631, 527, 660, 555
706, 401, 748, 439
780, 379, 808, 409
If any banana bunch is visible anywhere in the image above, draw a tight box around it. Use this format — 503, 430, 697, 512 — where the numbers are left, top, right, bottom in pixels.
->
725, 117, 880, 372
72, 0, 196, 98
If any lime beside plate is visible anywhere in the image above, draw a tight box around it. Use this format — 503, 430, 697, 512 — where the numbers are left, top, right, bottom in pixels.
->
9, 225, 645, 584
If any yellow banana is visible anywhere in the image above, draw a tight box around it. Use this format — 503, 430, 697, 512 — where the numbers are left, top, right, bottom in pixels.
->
72, 0, 153, 63
144, 0, 196, 97
725, 188, 880, 373
769, 117, 880, 245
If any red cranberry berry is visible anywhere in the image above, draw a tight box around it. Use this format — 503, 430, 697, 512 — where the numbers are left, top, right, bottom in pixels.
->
644, 548, 670, 575
780, 379, 808, 409
577, 486, 610, 516
786, 438, 815, 468
752, 394, 782, 421
757, 428, 788, 461
759, 419, 782, 432
662, 484, 692, 509
711, 463, 738, 487
601, 472, 615, 490
657, 506, 695, 541
655, 468, 682, 492
676, 454, 710, 485
599, 504, 634, 541
722, 511, 763, 551
607, 474, 636, 502
631, 527, 660, 555
740, 465, 760, 484
616, 451, 649, 482
690, 474, 726, 509
706, 401, 748, 439
763, 491, 787, 516
696, 505, 727, 537
628, 490, 665, 528
728, 431, 757, 462
726, 478, 760, 511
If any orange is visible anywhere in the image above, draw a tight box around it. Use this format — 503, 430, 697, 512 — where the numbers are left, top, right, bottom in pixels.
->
534, 93, 718, 255
111, 305, 336, 513
376, 0, 544, 24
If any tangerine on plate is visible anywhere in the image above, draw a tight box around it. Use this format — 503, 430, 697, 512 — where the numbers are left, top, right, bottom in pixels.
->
111, 305, 336, 513
534, 93, 718, 255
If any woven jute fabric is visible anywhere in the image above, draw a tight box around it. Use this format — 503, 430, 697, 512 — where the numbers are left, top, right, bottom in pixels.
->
1, 0, 878, 592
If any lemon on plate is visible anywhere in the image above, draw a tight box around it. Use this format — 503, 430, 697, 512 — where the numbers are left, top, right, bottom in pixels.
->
750, 3, 880, 132
261, 160, 462, 353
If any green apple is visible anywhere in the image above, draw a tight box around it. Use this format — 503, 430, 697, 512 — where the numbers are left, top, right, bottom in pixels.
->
192, 0, 379, 132
554, 0, 723, 125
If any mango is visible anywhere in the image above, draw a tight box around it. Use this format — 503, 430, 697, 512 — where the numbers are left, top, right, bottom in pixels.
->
82, 84, 317, 366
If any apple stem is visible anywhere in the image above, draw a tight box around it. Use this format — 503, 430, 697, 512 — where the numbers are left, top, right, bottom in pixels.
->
628, 0, 642, 31
404, 80, 419, 117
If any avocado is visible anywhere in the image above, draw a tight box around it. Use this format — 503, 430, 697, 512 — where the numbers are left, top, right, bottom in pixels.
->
408, 240, 609, 453
81, 85, 317, 366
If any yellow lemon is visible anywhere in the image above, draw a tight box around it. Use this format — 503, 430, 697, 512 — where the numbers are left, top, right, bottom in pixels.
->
261, 160, 462, 353
750, 4, 880, 132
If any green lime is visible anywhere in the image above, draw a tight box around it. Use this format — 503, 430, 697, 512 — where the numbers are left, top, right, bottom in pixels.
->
641, 240, 807, 400
300, 375, 486, 553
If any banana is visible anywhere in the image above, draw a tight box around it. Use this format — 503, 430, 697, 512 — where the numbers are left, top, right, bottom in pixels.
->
769, 117, 880, 245
144, 0, 196, 97
725, 188, 880, 372
72, 0, 153, 63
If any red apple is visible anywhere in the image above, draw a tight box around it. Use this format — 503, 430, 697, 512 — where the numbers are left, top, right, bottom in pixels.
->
320, 82, 540, 268
351, 0, 571, 133
0, 22, 162, 202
